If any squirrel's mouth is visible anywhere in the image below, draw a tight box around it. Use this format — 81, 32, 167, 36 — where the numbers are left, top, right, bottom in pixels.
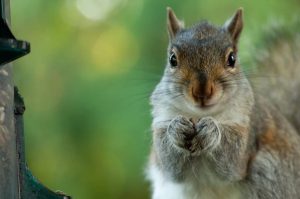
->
190, 90, 223, 110
187, 82, 224, 110
195, 100, 217, 109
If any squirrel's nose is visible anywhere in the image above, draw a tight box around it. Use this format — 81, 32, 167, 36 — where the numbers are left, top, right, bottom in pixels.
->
191, 80, 215, 102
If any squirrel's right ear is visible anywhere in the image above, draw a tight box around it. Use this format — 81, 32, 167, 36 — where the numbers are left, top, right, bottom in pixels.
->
224, 8, 243, 45
167, 7, 184, 40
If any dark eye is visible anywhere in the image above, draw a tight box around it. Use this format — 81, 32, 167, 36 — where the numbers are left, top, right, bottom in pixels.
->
169, 52, 178, 67
227, 52, 236, 68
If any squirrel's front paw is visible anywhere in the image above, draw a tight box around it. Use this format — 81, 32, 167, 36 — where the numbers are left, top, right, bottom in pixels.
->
190, 117, 221, 154
167, 115, 195, 151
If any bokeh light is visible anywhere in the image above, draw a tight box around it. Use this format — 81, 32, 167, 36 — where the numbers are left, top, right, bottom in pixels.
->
76, 0, 124, 21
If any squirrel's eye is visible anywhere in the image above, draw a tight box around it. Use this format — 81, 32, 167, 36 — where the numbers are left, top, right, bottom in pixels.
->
169, 52, 178, 67
227, 52, 236, 68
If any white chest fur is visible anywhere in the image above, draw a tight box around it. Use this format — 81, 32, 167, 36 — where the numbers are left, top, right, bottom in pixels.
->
147, 165, 243, 199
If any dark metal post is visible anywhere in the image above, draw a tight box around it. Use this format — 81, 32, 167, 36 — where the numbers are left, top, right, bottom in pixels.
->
15, 90, 70, 199
0, 0, 19, 197
0, 0, 71, 198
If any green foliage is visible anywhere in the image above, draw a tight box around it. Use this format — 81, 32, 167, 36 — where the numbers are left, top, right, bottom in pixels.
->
11, 0, 300, 198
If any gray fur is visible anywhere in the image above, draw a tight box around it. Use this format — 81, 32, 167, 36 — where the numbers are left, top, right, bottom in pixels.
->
254, 21, 300, 131
148, 8, 300, 199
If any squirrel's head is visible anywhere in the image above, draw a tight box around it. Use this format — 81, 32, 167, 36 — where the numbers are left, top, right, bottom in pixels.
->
159, 7, 244, 112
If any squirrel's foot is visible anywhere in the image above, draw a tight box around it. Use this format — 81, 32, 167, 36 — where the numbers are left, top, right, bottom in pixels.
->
190, 117, 221, 155
167, 115, 196, 152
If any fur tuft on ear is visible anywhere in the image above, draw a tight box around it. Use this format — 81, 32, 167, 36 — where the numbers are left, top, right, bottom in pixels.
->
167, 7, 184, 40
224, 8, 243, 44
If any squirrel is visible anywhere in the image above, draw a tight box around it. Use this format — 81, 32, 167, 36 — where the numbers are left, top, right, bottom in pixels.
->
147, 7, 300, 199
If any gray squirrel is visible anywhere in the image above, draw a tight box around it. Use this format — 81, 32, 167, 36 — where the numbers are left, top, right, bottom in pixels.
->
147, 7, 300, 199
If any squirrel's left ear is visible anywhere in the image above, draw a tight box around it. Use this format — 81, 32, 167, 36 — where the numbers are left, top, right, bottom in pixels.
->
167, 7, 184, 40
224, 8, 243, 44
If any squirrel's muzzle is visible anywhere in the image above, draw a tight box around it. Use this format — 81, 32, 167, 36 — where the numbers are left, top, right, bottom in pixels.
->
190, 77, 215, 107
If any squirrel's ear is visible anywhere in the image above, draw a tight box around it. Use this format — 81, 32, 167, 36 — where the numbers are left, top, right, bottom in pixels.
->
167, 7, 184, 40
224, 8, 243, 44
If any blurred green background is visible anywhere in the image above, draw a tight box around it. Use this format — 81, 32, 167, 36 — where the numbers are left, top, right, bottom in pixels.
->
9, 0, 300, 198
